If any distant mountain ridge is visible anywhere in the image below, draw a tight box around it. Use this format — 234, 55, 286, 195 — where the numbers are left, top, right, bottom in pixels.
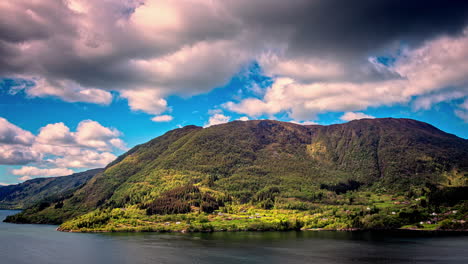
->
5, 118, 468, 229
0, 168, 102, 209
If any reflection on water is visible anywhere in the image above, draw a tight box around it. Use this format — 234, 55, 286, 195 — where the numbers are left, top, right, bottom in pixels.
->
1, 210, 467, 264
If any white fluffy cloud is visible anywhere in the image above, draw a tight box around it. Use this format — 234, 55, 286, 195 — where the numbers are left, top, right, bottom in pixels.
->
52, 150, 116, 168
36, 122, 74, 146
258, 54, 346, 83
205, 110, 231, 127
25, 78, 113, 105
0, 117, 35, 145
12, 167, 74, 178
34, 120, 123, 152
0, 117, 126, 182
0, 144, 41, 165
340, 112, 375, 122
225, 77, 406, 120
120, 89, 168, 116
290, 120, 318, 125
412, 91, 467, 111
226, 31, 468, 121
75, 120, 122, 150
151, 115, 173, 122
0, 118, 41, 165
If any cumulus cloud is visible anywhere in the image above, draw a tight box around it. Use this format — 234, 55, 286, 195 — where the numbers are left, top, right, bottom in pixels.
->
0, 144, 41, 165
52, 150, 116, 168
226, 30, 468, 121
0, 118, 41, 164
0, 117, 125, 181
36, 122, 74, 146
238, 116, 249, 121
0, 117, 35, 145
340, 112, 375, 122
33, 120, 124, 168
2, 0, 468, 120
25, 78, 113, 105
120, 89, 168, 115
34, 120, 124, 152
75, 120, 122, 150
12, 166, 74, 179
151, 115, 173, 122
205, 110, 231, 127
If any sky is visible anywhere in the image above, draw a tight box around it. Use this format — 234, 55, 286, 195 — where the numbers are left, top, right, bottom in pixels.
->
1, 0, 468, 185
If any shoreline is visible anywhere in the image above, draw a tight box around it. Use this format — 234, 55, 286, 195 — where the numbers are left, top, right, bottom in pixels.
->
56, 226, 468, 234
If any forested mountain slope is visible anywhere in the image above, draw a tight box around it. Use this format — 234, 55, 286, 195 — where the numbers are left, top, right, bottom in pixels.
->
0, 168, 102, 209
6, 118, 467, 231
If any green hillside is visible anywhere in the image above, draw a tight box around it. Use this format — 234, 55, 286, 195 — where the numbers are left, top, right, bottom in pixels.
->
6, 118, 468, 231
0, 169, 102, 209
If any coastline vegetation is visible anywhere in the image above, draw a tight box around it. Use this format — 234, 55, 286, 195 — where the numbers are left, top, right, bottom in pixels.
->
54, 188, 467, 233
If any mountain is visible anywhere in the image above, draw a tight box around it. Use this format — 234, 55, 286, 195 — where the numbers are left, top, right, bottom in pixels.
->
0, 169, 102, 209
5, 118, 468, 231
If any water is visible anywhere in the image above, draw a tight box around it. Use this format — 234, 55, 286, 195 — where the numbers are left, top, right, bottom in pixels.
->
1, 210, 467, 264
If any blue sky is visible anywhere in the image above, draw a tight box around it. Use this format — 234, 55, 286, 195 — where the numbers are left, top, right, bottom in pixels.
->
1, 0, 468, 184
1, 63, 467, 184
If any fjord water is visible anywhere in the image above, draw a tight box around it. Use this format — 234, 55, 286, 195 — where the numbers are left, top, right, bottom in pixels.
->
1, 210, 467, 264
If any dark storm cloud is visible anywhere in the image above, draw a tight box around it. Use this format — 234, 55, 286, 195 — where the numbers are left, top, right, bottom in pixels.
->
227, 0, 468, 59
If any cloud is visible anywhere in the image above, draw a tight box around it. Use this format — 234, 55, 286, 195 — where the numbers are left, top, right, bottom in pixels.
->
0, 183, 11, 186
0, 118, 41, 164
290, 120, 318, 125
0, 117, 126, 181
0, 117, 35, 145
12, 166, 74, 179
36, 122, 75, 146
33, 120, 124, 168
151, 115, 173, 122
120, 89, 168, 115
0, 0, 252, 115
205, 110, 231, 127
226, 30, 468, 121
52, 150, 116, 168
412, 91, 467, 111
225, 77, 405, 120
109, 138, 126, 150
25, 78, 113, 105
0, 144, 41, 165
238, 116, 249, 121
455, 99, 468, 122
2, 0, 467, 119
18, 176, 31, 181
75, 120, 122, 150
461, 100, 468, 111
35, 120, 125, 152
340, 112, 375, 122
456, 110, 468, 122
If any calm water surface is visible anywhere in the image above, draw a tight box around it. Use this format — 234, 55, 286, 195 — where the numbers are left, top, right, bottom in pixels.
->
1, 210, 467, 264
